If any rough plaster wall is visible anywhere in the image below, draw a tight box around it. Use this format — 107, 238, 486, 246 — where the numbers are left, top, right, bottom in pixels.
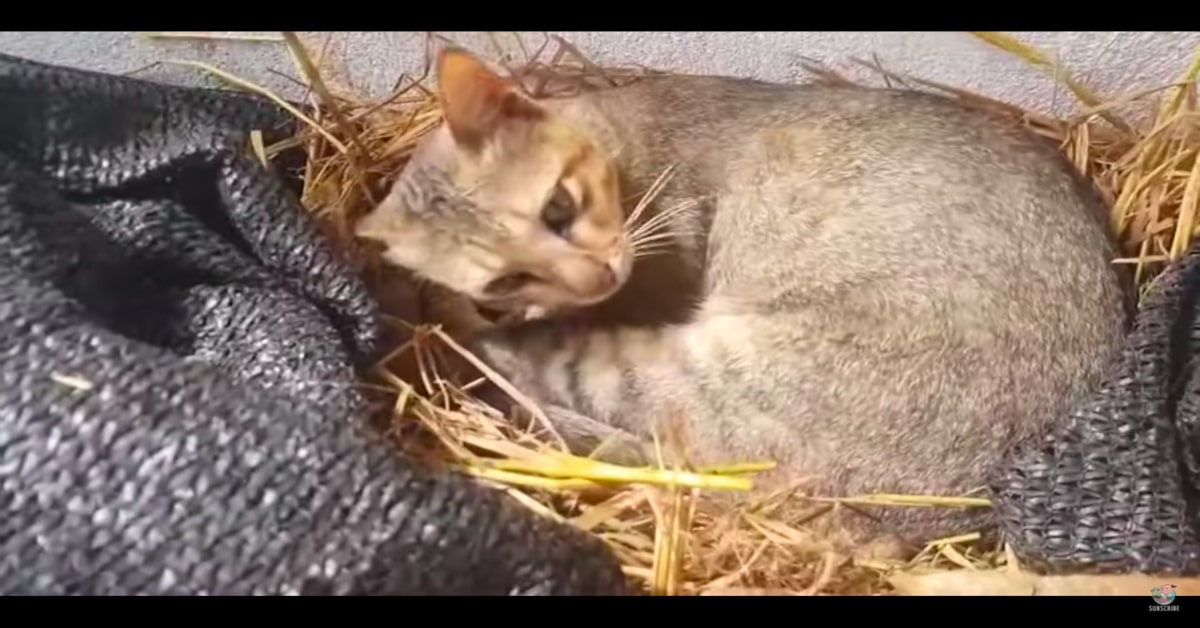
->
0, 31, 1194, 119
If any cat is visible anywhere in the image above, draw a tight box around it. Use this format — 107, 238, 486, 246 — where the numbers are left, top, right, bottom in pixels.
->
354, 47, 1133, 550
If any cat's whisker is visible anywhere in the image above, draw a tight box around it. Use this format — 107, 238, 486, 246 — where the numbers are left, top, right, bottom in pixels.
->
632, 229, 679, 241
624, 164, 678, 229
628, 203, 686, 238
625, 196, 701, 251
630, 247, 674, 261
629, 232, 679, 251
654, 196, 703, 221
633, 235, 681, 248
627, 228, 684, 254
627, 199, 699, 242
624, 192, 656, 229
632, 246, 673, 259
629, 230, 683, 248
627, 221, 668, 243
625, 199, 659, 231
632, 240, 674, 253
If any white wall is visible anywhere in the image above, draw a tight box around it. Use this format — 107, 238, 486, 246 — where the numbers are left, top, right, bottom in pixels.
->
0, 31, 1195, 118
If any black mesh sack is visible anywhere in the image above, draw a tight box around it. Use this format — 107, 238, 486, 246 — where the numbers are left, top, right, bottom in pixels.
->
0, 52, 629, 595
989, 240, 1200, 576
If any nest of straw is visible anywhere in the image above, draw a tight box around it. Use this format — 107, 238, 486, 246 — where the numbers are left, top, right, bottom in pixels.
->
152, 31, 1200, 595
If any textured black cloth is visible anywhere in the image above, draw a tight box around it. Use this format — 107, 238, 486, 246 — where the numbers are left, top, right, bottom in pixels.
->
989, 239, 1200, 576
0, 53, 629, 595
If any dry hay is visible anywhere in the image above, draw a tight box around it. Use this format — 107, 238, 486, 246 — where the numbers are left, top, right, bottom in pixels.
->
149, 31, 1200, 595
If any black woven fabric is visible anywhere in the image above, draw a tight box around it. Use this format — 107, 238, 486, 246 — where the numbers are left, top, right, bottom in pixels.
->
0, 53, 629, 595
989, 241, 1200, 575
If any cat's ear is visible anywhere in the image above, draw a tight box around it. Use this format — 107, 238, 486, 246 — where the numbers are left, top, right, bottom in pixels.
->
435, 47, 545, 150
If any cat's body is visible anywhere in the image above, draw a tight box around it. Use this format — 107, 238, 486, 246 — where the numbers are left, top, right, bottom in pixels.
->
357, 50, 1132, 548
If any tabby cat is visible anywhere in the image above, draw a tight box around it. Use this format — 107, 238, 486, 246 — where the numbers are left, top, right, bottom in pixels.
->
355, 48, 1131, 548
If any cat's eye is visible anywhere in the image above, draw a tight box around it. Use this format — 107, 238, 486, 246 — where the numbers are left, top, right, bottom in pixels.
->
541, 183, 579, 238
483, 271, 536, 295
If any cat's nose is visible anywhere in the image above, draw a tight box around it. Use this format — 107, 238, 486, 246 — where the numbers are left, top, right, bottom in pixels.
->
604, 245, 628, 277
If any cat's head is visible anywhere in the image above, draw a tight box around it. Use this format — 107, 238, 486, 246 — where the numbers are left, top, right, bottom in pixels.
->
356, 48, 631, 316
